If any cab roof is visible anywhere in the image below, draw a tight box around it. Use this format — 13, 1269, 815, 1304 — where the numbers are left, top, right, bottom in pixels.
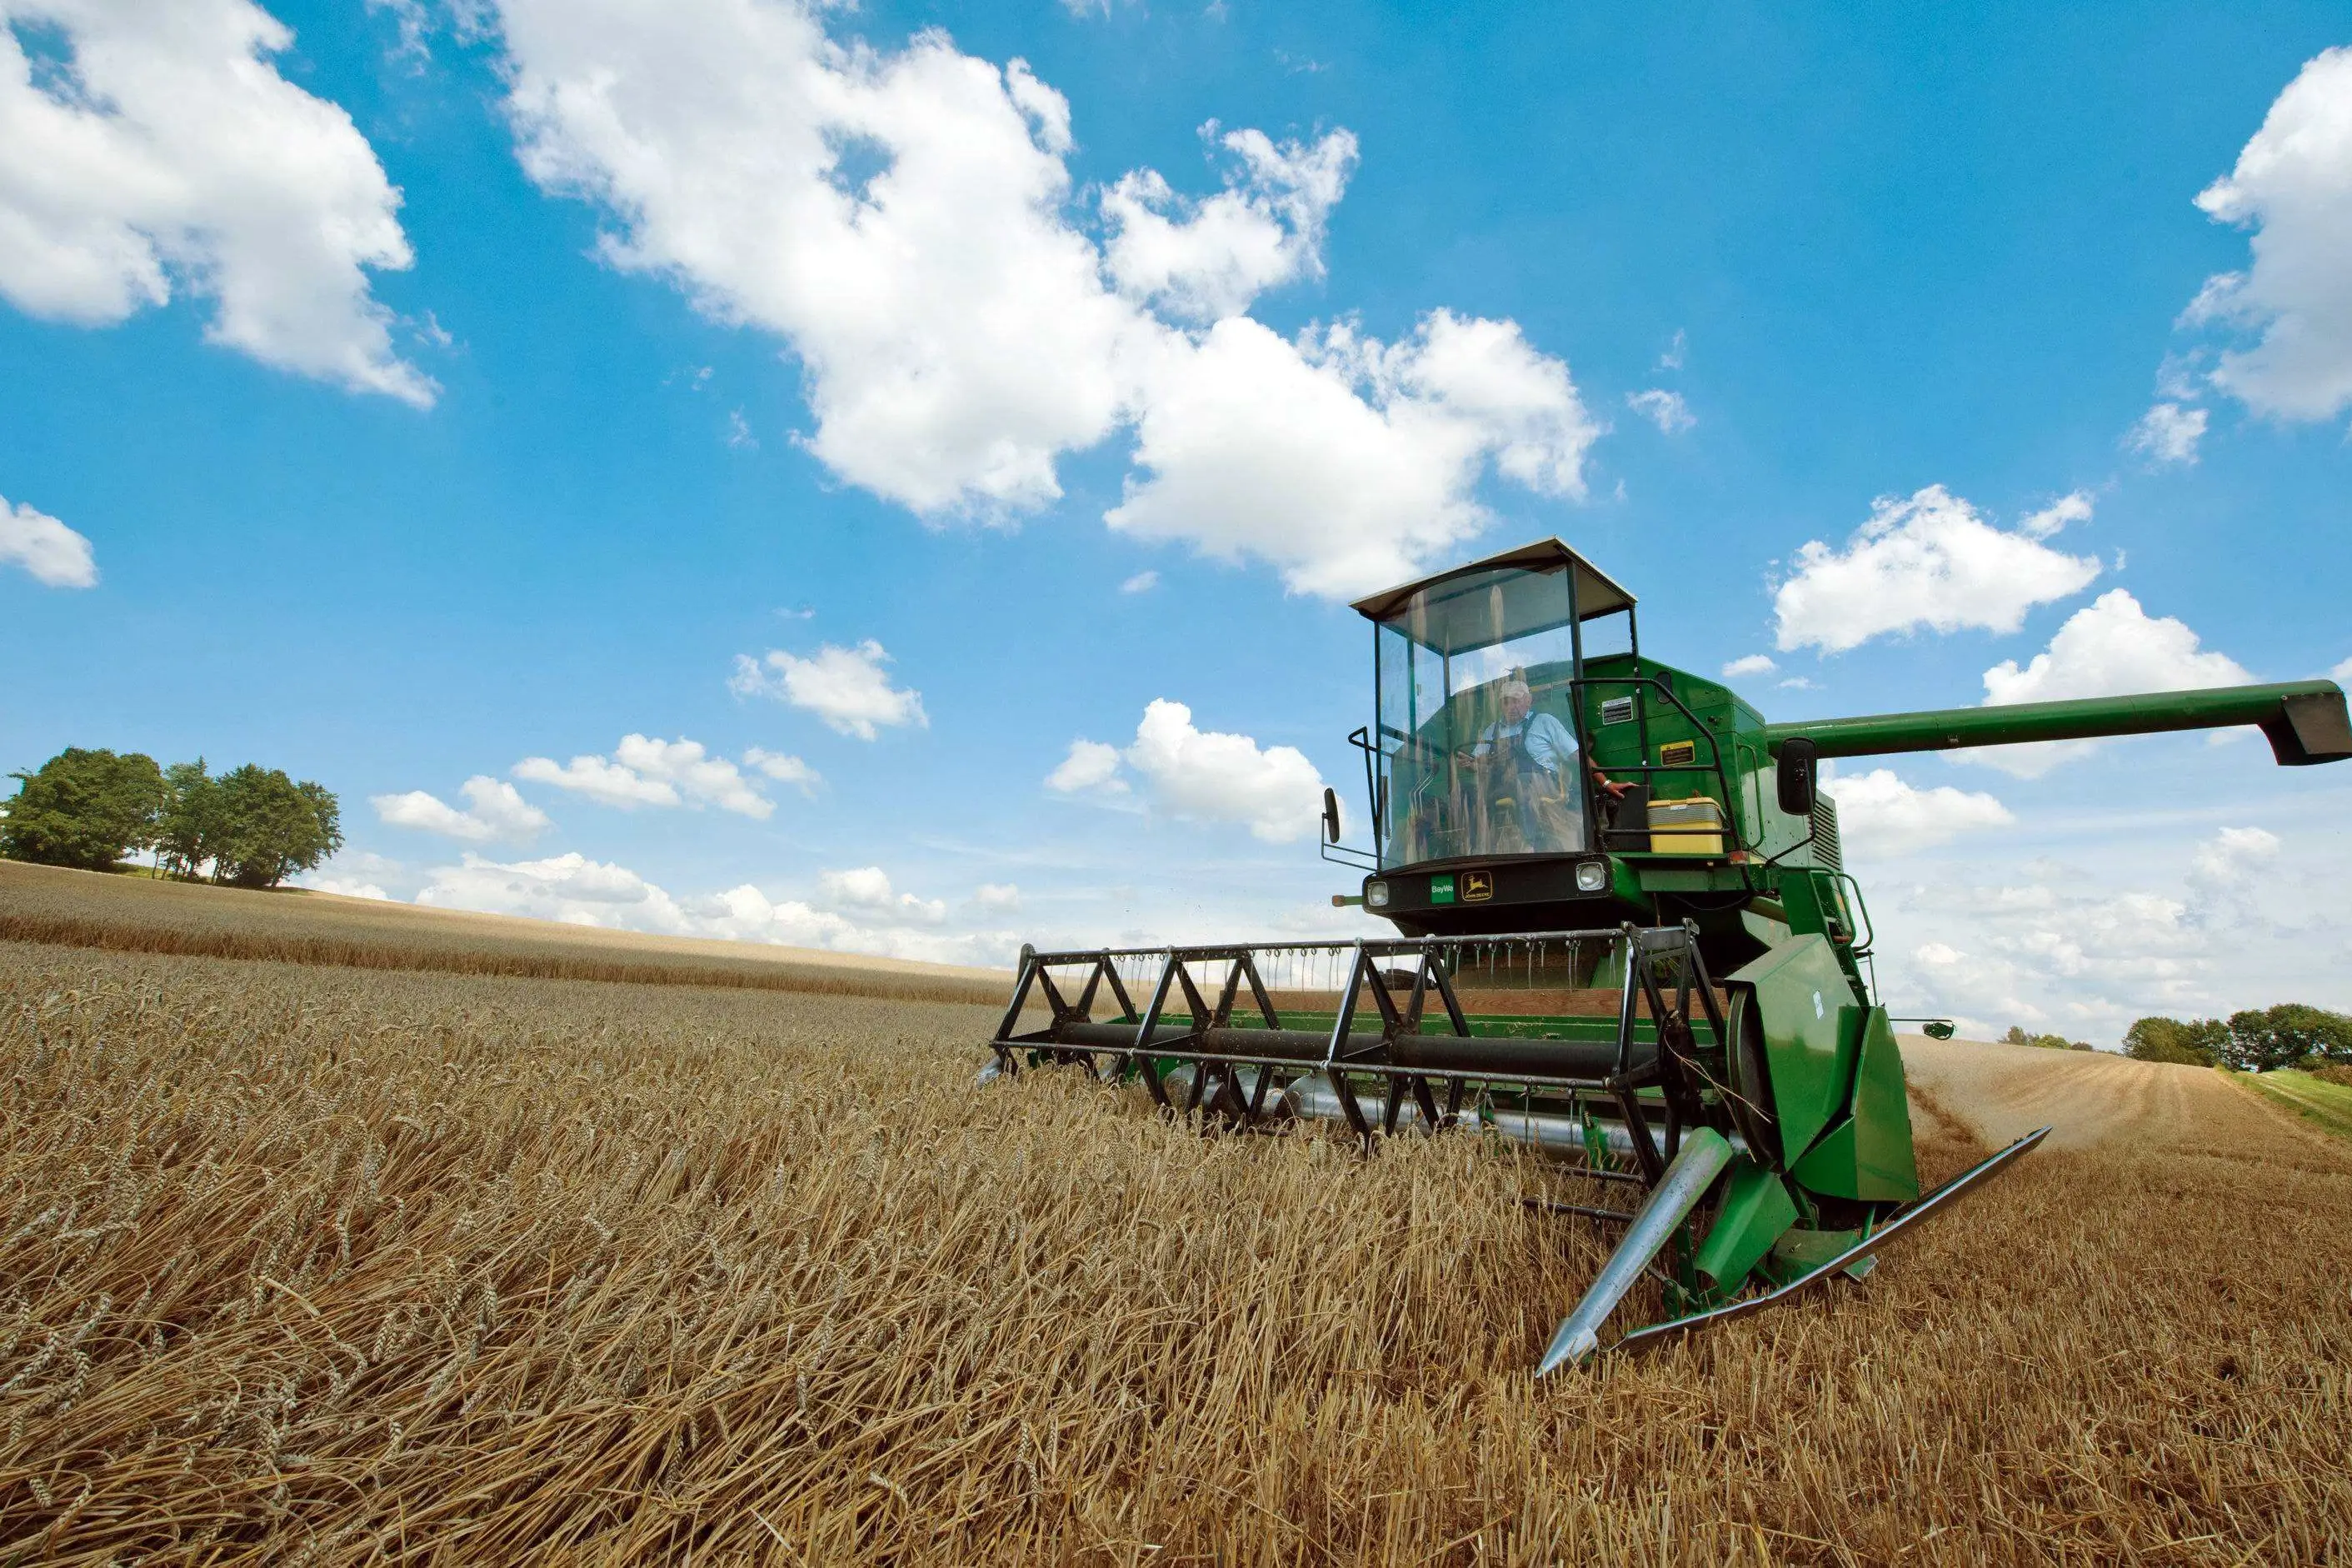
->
1348, 537, 1637, 656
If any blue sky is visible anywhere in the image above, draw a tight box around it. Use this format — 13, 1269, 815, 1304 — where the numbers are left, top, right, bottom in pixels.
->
3, 0, 2349, 1041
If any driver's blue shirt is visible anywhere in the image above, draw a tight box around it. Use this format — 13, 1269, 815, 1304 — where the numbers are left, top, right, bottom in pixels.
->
1474, 711, 1577, 777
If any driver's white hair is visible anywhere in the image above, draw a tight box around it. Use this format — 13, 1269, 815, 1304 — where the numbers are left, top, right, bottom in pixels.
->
1501, 678, 1532, 701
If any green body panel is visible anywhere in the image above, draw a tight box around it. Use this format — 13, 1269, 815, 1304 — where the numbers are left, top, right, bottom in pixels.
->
1760, 680, 2345, 760
1771, 871, 1868, 991
1632, 864, 1750, 894
1764, 1226, 1875, 1286
1788, 1009, 1920, 1201
1691, 1156, 1800, 1302
1724, 935, 1856, 1159
1576, 652, 1792, 866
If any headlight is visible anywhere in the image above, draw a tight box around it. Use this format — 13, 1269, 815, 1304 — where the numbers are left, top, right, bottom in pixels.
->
1575, 861, 1608, 893
1366, 881, 1391, 908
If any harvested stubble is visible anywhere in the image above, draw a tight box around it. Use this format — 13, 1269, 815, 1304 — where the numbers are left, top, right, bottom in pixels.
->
2, 942, 2350, 1566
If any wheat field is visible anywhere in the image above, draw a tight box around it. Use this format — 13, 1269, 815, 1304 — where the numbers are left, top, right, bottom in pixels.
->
2, 931, 2350, 1565
0, 861, 1006, 1006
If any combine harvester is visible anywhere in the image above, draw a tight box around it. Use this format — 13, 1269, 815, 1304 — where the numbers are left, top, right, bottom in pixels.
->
986, 540, 2350, 1368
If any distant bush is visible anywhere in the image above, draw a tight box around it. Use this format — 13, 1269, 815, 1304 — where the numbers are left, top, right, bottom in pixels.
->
208, 765, 343, 890
3, 748, 340, 889
2000, 1026, 2092, 1052
2124, 1016, 2226, 1068
2310, 1064, 2352, 1088
2220, 1004, 2352, 1074
0, 748, 166, 871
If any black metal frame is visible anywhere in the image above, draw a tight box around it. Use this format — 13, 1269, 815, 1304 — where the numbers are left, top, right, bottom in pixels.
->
1364, 565, 1614, 875
1567, 672, 1751, 859
989, 925, 1732, 1193
1353, 671, 1752, 876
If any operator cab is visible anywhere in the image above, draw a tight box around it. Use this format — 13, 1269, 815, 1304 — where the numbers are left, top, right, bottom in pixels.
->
1352, 538, 1636, 872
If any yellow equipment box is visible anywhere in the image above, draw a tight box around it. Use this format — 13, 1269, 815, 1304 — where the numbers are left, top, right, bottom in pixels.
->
1647, 795, 1727, 856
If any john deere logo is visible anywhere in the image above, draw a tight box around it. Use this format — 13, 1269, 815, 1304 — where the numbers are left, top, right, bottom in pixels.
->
1430, 874, 1455, 905
1461, 870, 1494, 902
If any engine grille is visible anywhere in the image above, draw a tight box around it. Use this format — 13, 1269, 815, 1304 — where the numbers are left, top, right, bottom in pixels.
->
1810, 796, 1843, 873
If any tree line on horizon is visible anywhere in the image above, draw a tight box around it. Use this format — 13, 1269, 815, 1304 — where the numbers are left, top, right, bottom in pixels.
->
1, 747, 342, 890
2121, 1006, 2352, 1074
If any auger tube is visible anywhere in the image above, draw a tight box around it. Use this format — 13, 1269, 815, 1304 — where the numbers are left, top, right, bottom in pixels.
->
1538, 1127, 1735, 1376
1763, 680, 2352, 766
1483, 1107, 1749, 1166
1272, 1076, 1735, 1166
1048, 1019, 1655, 1080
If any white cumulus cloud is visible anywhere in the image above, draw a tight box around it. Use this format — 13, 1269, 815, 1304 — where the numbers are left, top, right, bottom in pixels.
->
1046, 737, 1128, 796
743, 747, 820, 793
612, 734, 773, 816
730, 640, 926, 740
483, 0, 1597, 600
1625, 387, 1693, 433
1118, 569, 1159, 595
0, 0, 432, 403
1968, 590, 2253, 777
402, 850, 1016, 966
2125, 401, 2208, 466
2190, 825, 2281, 889
693, 881, 1006, 964
2182, 47, 2352, 425
1773, 485, 2102, 654
818, 864, 945, 922
514, 735, 783, 817
512, 752, 675, 809
0, 492, 96, 587
306, 876, 390, 901
420, 851, 687, 929
1053, 698, 1325, 841
1821, 768, 2014, 859
1865, 818, 2352, 1045
1102, 127, 1356, 322
1720, 653, 1776, 678
372, 776, 552, 843
1109, 311, 1599, 598
496, 0, 1136, 515
2331, 654, 2352, 683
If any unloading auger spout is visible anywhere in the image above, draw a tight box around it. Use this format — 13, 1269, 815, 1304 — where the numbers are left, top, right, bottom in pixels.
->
981, 536, 2350, 1368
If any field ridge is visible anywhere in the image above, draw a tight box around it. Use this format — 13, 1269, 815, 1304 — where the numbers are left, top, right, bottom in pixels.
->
0, 860, 1009, 1006
0, 911, 1006, 1005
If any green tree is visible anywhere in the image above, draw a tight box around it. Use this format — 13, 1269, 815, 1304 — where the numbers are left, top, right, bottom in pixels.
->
2000, 1025, 2080, 1051
155, 759, 221, 881
2123, 1016, 2226, 1067
210, 766, 343, 889
0, 747, 166, 871
2221, 1004, 2352, 1073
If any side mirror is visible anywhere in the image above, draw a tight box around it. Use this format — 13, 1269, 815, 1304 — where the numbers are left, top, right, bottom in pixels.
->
1322, 787, 1343, 845
1776, 737, 1819, 816
1924, 1020, 1956, 1041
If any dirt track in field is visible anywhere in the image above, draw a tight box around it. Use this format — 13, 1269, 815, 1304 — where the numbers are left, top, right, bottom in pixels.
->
1899, 1033, 2335, 1158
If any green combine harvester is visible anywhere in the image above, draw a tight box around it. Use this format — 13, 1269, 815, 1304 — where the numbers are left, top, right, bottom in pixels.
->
985, 539, 2351, 1369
